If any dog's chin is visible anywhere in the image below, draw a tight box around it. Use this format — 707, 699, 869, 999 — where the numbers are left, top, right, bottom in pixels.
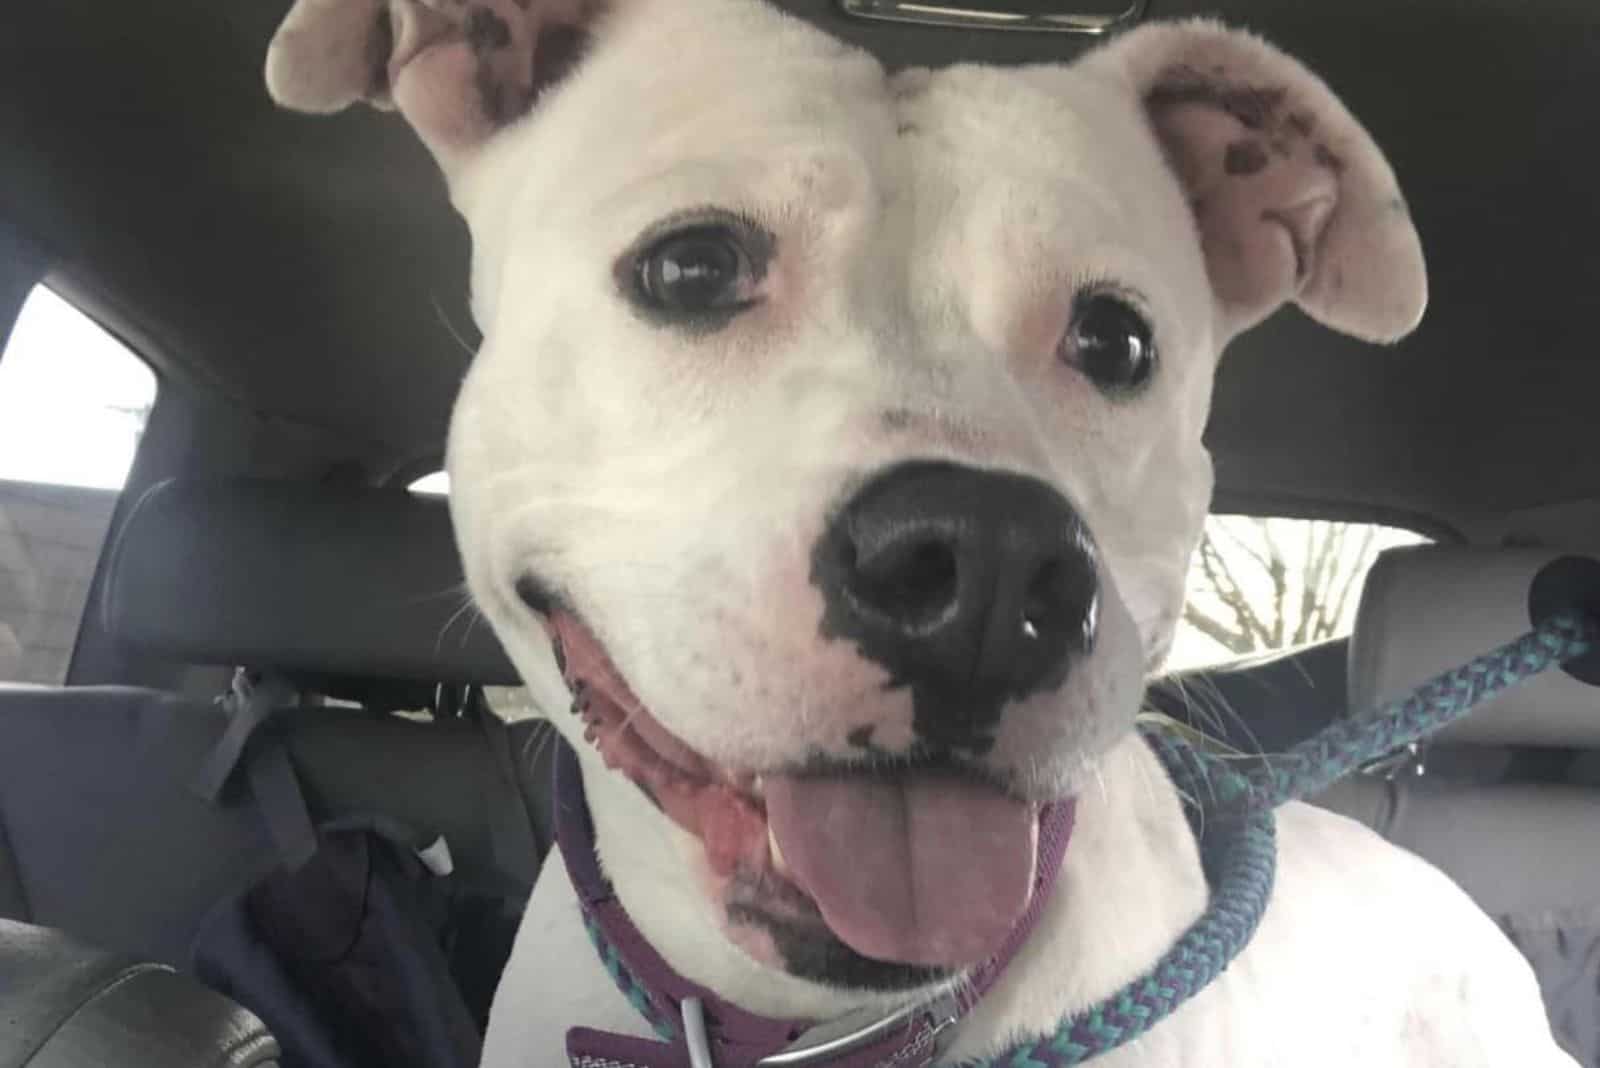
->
538, 604, 1075, 991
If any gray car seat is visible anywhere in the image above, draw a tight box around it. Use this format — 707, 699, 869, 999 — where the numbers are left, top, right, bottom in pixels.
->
0, 919, 279, 1068
1315, 544, 1600, 1066
0, 479, 557, 1066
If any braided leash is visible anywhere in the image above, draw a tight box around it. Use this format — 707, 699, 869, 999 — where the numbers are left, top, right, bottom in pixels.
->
574, 612, 1598, 1067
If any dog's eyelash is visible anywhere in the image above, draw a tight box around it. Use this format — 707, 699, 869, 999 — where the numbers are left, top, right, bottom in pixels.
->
617, 205, 772, 265
1072, 275, 1152, 317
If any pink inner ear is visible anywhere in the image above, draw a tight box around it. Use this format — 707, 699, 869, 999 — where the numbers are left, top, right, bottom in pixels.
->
1150, 94, 1343, 334
380, 0, 594, 164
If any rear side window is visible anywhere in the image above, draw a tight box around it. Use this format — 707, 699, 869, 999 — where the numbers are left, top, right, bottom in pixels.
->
0, 286, 156, 684
409, 471, 450, 495
1166, 515, 1428, 672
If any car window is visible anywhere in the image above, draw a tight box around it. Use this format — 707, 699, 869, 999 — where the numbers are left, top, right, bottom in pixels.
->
409, 471, 450, 495
1166, 515, 1429, 673
0, 286, 157, 684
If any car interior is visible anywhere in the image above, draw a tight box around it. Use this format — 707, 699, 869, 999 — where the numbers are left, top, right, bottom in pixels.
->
1, 1, 1598, 1066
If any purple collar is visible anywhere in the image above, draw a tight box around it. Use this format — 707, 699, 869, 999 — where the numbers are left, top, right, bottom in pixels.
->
554, 739, 1076, 1068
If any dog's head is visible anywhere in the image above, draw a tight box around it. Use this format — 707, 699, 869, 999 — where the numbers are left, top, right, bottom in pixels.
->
270, 0, 1423, 999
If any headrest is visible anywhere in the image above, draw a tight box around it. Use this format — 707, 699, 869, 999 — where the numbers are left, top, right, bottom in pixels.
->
103, 479, 518, 685
1350, 545, 1600, 747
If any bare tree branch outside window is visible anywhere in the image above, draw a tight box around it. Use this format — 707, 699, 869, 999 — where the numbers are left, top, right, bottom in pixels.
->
1167, 517, 1427, 672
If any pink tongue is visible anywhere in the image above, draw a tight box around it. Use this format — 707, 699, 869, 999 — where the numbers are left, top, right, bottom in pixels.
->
765, 771, 1037, 968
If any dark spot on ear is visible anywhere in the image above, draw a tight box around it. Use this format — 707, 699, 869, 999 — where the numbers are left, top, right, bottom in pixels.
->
514, 0, 532, 7
1313, 143, 1346, 175
882, 408, 915, 432
1388, 195, 1410, 217
896, 121, 920, 137
530, 22, 591, 100
1224, 140, 1269, 176
1147, 71, 1285, 131
466, 7, 512, 52
847, 725, 876, 749
1331, 266, 1345, 293
1219, 86, 1285, 130
1287, 111, 1316, 137
368, 6, 394, 96
1269, 139, 1292, 159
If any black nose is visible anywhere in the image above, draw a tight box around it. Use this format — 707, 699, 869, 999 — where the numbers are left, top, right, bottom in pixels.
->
812, 461, 1099, 751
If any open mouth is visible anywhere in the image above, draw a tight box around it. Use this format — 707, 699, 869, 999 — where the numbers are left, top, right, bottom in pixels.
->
545, 609, 1071, 975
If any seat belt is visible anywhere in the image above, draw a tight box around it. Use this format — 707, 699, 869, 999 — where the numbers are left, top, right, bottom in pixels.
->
192, 669, 319, 870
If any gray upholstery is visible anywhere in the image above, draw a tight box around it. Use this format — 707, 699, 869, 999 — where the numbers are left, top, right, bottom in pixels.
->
1316, 777, 1600, 917
1350, 545, 1600, 747
0, 687, 275, 965
0, 685, 551, 967
1323, 544, 1600, 1066
0, 919, 278, 1067
101, 478, 519, 685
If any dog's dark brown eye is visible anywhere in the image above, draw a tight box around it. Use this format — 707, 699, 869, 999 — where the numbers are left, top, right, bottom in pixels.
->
1058, 293, 1157, 395
632, 224, 760, 325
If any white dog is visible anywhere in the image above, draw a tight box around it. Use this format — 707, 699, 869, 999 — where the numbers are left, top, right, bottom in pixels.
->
266, 1, 1571, 1064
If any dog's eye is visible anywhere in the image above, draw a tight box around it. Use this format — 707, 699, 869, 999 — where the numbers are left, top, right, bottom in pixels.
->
1058, 293, 1157, 395
631, 224, 760, 325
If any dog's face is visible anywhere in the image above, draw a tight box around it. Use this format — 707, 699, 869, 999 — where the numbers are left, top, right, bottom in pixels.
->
270, 0, 1423, 995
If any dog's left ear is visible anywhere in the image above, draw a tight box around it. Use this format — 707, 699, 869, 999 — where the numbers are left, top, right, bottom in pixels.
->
1087, 21, 1426, 344
265, 0, 601, 176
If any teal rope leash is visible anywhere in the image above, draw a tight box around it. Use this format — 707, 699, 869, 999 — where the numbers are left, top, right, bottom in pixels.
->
1154, 612, 1599, 815
972, 610, 1598, 1067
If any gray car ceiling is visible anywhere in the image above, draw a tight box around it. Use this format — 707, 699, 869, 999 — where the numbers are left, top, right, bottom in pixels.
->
1, 1, 1597, 536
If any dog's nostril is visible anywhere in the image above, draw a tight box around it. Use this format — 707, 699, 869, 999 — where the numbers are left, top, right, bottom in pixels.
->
1023, 557, 1100, 649
848, 536, 960, 632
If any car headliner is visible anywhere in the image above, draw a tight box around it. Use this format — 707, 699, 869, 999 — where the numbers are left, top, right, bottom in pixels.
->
1, 1, 1596, 539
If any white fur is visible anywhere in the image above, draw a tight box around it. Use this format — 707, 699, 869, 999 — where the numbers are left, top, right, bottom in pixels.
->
264, 0, 1568, 1062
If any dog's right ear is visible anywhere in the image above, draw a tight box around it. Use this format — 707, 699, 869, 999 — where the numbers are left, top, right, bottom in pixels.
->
1081, 21, 1426, 346
265, 0, 602, 174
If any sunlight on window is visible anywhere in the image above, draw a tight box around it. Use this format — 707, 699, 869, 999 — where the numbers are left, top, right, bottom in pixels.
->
410, 471, 451, 496
0, 287, 156, 489
1166, 516, 1428, 673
